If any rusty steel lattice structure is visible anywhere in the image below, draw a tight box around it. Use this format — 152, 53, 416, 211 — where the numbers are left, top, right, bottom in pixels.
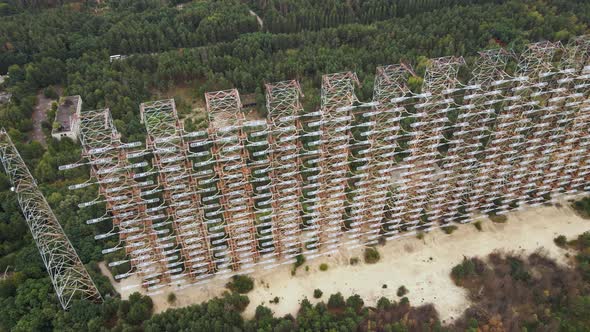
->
67, 37, 590, 292
0, 129, 101, 309
73, 109, 172, 289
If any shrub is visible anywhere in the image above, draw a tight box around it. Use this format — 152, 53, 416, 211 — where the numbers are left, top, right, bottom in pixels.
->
313, 289, 323, 299
319, 263, 328, 271
377, 297, 392, 310
270, 296, 279, 304
489, 213, 507, 223
442, 225, 458, 234
572, 197, 590, 219
397, 286, 408, 297
554, 235, 568, 248
167, 292, 176, 304
382, 284, 387, 289
327, 292, 345, 309
346, 294, 364, 312
294, 254, 305, 268
416, 231, 425, 240
225, 275, 254, 294
364, 247, 380, 264
451, 258, 485, 284
43, 86, 58, 99
578, 232, 590, 249
474, 221, 483, 231
350, 257, 359, 265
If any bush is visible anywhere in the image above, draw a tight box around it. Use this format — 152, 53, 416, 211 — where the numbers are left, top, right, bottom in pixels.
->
451, 258, 485, 284
397, 286, 408, 297
270, 296, 279, 304
346, 294, 364, 312
294, 254, 305, 268
474, 221, 483, 231
489, 213, 507, 223
554, 235, 568, 248
416, 231, 425, 240
350, 257, 359, 265
572, 197, 590, 219
313, 289, 323, 299
578, 232, 590, 249
319, 263, 328, 271
442, 225, 458, 234
43, 85, 58, 99
167, 292, 176, 304
225, 275, 254, 294
364, 247, 380, 264
327, 292, 345, 309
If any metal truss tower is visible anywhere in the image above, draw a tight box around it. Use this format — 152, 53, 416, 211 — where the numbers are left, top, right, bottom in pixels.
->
265, 81, 305, 259
359, 65, 412, 241
140, 99, 214, 285
397, 56, 465, 230
438, 49, 511, 221
74, 109, 171, 289
316, 72, 359, 250
205, 89, 259, 271
0, 129, 102, 309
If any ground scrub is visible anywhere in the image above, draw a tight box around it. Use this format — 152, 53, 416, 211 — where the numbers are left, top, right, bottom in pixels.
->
319, 263, 328, 271
397, 286, 408, 297
572, 197, 590, 219
313, 289, 323, 298
364, 247, 380, 264
442, 225, 458, 234
554, 235, 567, 248
225, 275, 254, 294
451, 257, 486, 285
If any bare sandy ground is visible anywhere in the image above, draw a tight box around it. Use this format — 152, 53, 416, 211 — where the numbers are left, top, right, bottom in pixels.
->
102, 201, 589, 323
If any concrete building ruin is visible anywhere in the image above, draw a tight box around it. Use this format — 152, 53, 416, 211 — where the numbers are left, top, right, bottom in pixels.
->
52, 95, 82, 140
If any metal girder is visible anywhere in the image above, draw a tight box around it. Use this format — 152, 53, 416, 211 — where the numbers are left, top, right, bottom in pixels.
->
0, 128, 102, 309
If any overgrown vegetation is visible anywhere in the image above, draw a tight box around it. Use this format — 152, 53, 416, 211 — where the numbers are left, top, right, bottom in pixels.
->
1, 0, 590, 330
225, 275, 254, 294
442, 225, 458, 234
364, 247, 380, 264
572, 197, 590, 219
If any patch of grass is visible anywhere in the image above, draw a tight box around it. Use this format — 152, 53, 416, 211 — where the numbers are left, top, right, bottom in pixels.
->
349, 257, 359, 265
319, 263, 328, 271
364, 247, 380, 264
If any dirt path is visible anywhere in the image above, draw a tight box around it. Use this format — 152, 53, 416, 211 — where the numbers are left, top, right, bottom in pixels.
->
31, 91, 54, 145
105, 200, 590, 322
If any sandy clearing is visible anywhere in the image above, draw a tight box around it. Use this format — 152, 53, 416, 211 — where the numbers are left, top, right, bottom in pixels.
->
103, 201, 589, 323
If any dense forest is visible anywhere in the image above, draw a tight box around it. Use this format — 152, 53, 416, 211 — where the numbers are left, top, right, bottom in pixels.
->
1, 0, 590, 330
